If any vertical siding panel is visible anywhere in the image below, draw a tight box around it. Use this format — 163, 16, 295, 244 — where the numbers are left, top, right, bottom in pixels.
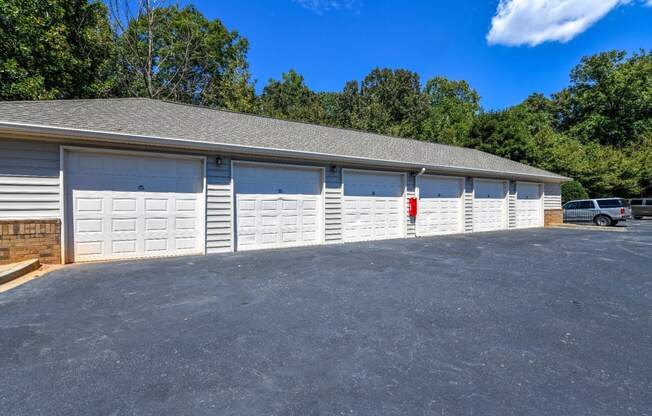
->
324, 167, 342, 243
0, 139, 60, 218
405, 174, 416, 237
464, 178, 474, 232
544, 183, 562, 209
205, 156, 232, 253
508, 181, 517, 229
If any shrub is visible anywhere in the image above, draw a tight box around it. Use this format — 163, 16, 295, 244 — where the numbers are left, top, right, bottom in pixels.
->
561, 180, 589, 204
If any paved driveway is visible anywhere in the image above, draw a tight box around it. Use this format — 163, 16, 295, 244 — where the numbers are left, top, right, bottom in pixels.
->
1, 222, 651, 416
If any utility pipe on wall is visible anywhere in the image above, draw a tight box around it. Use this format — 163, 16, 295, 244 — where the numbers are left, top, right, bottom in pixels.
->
415, 167, 426, 199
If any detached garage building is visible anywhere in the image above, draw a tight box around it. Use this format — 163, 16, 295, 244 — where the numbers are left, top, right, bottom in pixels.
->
0, 98, 567, 265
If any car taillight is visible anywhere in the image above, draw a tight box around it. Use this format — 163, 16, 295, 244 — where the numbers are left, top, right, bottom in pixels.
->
620, 208, 625, 215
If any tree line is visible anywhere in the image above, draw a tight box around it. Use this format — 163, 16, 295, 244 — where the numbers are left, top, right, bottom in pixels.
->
1, 1, 650, 199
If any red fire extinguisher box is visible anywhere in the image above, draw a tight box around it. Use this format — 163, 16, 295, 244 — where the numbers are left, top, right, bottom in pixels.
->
408, 197, 418, 217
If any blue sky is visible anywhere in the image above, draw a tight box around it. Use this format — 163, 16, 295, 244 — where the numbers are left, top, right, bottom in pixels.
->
193, 0, 652, 110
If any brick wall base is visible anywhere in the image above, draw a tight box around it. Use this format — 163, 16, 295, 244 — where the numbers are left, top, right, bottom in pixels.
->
544, 209, 563, 227
0, 219, 61, 265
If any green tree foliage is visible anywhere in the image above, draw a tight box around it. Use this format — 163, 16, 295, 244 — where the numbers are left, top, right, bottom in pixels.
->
632, 134, 652, 197
561, 181, 589, 203
463, 51, 651, 198
257, 70, 324, 123
553, 50, 652, 148
355, 68, 429, 138
468, 109, 538, 166
0, 0, 115, 99
421, 77, 480, 146
111, 3, 254, 111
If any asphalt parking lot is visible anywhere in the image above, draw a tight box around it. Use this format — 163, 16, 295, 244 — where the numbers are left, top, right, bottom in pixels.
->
1, 221, 651, 416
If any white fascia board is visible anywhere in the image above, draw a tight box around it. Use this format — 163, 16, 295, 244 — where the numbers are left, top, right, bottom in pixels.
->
0, 121, 571, 183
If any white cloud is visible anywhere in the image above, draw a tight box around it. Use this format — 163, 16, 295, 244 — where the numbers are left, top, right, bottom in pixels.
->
292, 0, 361, 13
487, 0, 637, 46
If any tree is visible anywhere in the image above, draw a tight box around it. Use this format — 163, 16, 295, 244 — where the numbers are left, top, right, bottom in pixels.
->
467, 103, 548, 166
317, 80, 363, 129
421, 76, 480, 145
553, 50, 652, 148
257, 69, 324, 123
630, 134, 652, 197
108, 1, 254, 110
356, 68, 429, 138
0, 0, 115, 100
561, 181, 589, 203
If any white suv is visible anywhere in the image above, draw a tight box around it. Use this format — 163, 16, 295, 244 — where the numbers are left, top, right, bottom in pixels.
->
563, 198, 632, 226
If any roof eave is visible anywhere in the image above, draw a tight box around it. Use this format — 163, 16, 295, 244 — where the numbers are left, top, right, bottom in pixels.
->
0, 121, 571, 182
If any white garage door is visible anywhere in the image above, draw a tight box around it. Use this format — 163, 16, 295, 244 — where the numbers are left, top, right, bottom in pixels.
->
516, 182, 543, 229
343, 170, 404, 242
234, 163, 323, 251
473, 180, 507, 232
66, 151, 204, 262
416, 175, 464, 236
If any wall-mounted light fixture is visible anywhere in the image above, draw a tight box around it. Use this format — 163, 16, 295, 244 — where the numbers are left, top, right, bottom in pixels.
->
215, 156, 222, 166
330, 165, 337, 173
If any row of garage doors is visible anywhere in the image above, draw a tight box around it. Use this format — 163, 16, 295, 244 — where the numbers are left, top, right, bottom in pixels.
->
65, 150, 544, 262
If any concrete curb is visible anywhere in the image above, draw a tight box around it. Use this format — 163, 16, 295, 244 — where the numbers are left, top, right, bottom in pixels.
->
552, 224, 626, 232
0, 259, 41, 285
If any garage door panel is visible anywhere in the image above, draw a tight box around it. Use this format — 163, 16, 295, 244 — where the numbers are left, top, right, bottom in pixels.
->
113, 199, 136, 212
343, 171, 404, 243
145, 198, 167, 212
77, 241, 103, 256
416, 176, 464, 237
67, 152, 203, 262
175, 217, 196, 231
234, 164, 323, 251
145, 239, 167, 252
516, 183, 543, 229
473, 180, 507, 232
175, 237, 197, 250
113, 218, 138, 232
76, 219, 102, 233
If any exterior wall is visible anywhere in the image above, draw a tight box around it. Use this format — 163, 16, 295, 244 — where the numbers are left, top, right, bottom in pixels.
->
508, 181, 517, 229
544, 209, 563, 226
324, 167, 343, 244
1, 137, 566, 262
544, 183, 562, 210
463, 178, 474, 232
205, 156, 232, 253
0, 139, 60, 219
544, 183, 563, 227
406, 174, 416, 237
0, 219, 61, 264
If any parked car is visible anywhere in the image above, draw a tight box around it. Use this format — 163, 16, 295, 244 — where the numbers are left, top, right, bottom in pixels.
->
562, 198, 632, 226
628, 198, 652, 219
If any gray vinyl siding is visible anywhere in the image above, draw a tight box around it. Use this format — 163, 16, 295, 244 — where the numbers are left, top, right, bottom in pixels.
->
463, 178, 474, 232
0, 139, 60, 219
544, 183, 562, 210
324, 167, 342, 243
406, 175, 416, 237
205, 156, 232, 253
508, 181, 517, 229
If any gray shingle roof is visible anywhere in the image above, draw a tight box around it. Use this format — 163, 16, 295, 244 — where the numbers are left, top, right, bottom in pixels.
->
0, 98, 567, 181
